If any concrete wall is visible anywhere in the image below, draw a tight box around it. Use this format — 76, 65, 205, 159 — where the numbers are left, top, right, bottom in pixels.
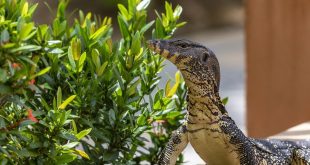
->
246, 0, 310, 137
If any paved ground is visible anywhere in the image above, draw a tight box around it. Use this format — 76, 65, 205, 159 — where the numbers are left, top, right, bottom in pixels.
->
159, 28, 246, 164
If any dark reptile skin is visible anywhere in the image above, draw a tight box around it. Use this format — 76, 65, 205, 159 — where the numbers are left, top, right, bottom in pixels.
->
148, 39, 310, 165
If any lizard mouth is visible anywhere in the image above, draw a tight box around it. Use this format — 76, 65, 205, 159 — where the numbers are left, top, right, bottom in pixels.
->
147, 40, 179, 62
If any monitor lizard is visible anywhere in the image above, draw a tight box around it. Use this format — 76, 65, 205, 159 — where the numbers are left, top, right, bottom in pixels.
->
147, 39, 310, 165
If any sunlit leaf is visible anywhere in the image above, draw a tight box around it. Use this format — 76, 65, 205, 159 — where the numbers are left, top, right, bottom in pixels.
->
63, 142, 79, 149
165, 79, 171, 97
55, 153, 77, 164
31, 67, 51, 79
137, 114, 146, 126
173, 5, 183, 18
167, 71, 181, 97
140, 20, 154, 34
76, 128, 92, 140
98, 61, 108, 76
91, 49, 101, 69
131, 32, 141, 55
78, 52, 87, 72
21, 2, 29, 17
136, 0, 150, 11
10, 45, 41, 53
58, 95, 77, 110
68, 47, 76, 70
57, 87, 62, 108
222, 97, 229, 105
118, 4, 130, 20
75, 149, 90, 160
117, 15, 130, 39
19, 23, 34, 41
71, 38, 81, 61
90, 25, 108, 40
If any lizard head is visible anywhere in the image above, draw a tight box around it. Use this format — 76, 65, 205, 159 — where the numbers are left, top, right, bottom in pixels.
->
147, 39, 221, 91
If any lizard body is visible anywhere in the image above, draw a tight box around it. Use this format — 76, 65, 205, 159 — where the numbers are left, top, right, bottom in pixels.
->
147, 39, 310, 165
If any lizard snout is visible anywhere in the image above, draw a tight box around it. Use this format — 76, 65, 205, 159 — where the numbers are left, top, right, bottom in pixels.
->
147, 39, 179, 64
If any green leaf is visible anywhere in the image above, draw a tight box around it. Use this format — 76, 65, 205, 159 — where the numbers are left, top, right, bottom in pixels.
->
60, 132, 78, 141
57, 87, 62, 108
71, 38, 81, 60
155, 18, 165, 38
98, 61, 108, 76
222, 97, 229, 105
136, 0, 150, 11
0, 117, 5, 128
59, 110, 70, 126
0, 84, 12, 95
16, 148, 37, 157
133, 126, 148, 137
28, 3, 38, 16
21, 2, 28, 16
113, 67, 124, 90
74, 149, 90, 160
0, 69, 8, 83
118, 4, 130, 20
38, 24, 49, 41
78, 52, 87, 72
173, 5, 183, 18
176, 21, 187, 28
1, 29, 10, 43
71, 120, 77, 134
165, 79, 171, 97
91, 49, 101, 69
10, 45, 41, 53
165, 2, 173, 20
68, 47, 76, 70
108, 109, 116, 125
63, 142, 79, 149
2, 43, 15, 49
117, 15, 130, 39
140, 20, 154, 34
29, 141, 42, 149
76, 128, 92, 140
167, 71, 181, 97
55, 153, 77, 164
103, 151, 119, 161
58, 95, 76, 110
31, 66, 51, 79
90, 25, 108, 40
19, 120, 37, 127
47, 40, 62, 47
131, 32, 141, 55
127, 78, 140, 96
137, 114, 146, 126
19, 23, 34, 41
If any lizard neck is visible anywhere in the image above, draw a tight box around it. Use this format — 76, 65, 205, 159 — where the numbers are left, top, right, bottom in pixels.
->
185, 78, 227, 124
185, 80, 248, 164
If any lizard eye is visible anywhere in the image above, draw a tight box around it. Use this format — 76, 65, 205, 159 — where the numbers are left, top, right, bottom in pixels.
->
201, 52, 209, 62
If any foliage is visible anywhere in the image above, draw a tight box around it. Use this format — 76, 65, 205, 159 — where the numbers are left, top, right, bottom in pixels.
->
0, 0, 186, 164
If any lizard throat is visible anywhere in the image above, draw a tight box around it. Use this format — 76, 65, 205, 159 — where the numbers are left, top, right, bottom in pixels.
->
186, 86, 227, 125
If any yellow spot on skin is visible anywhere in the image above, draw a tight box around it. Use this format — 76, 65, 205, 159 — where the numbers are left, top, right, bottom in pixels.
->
162, 49, 170, 58
169, 52, 178, 63
155, 46, 161, 54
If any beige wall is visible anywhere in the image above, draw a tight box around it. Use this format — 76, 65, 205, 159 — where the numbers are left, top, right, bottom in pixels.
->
246, 0, 310, 137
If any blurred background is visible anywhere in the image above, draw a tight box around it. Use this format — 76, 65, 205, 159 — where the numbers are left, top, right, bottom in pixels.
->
31, 0, 245, 164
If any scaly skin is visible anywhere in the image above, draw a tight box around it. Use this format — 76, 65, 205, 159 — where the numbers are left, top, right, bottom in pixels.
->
147, 39, 310, 165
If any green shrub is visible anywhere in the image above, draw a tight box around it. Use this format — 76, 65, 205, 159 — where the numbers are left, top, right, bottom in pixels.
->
0, 0, 186, 164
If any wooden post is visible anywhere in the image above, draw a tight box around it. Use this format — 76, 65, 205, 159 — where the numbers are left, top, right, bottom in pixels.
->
246, 0, 310, 137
